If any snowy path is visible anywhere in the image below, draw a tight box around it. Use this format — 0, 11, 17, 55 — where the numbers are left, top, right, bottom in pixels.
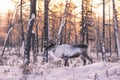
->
0, 61, 120, 80
28, 62, 120, 80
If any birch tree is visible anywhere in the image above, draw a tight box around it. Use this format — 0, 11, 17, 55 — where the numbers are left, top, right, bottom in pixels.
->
1, 25, 13, 56
20, 0, 25, 56
112, 0, 120, 57
24, 0, 36, 65
1, 2, 19, 56
57, 0, 68, 45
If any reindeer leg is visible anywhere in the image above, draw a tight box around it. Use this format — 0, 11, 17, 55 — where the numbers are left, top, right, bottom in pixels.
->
84, 53, 92, 64
64, 57, 69, 66
62, 53, 69, 66
81, 56, 86, 66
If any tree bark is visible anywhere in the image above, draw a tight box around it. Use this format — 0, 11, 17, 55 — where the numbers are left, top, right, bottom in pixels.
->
97, 16, 100, 59
74, 10, 77, 44
43, 0, 49, 63
1, 25, 13, 56
109, 2, 112, 56
57, 0, 68, 45
81, 0, 92, 44
112, 0, 120, 57
32, 31, 37, 63
20, 0, 25, 57
24, 0, 36, 65
35, 23, 39, 53
81, 0, 85, 44
1, 1, 18, 56
20, 0, 24, 41
102, 0, 106, 60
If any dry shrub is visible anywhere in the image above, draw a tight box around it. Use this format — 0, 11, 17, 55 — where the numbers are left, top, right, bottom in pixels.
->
0, 56, 8, 65
20, 64, 34, 75
105, 54, 120, 62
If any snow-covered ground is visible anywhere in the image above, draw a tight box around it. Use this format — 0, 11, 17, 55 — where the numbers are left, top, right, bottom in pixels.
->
0, 53, 120, 80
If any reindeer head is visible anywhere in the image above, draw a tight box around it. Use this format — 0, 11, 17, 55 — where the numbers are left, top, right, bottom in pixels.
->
47, 40, 56, 50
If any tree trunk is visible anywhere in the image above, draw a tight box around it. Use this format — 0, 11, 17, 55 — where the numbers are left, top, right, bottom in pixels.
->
43, 0, 49, 63
109, 2, 112, 56
32, 31, 37, 63
35, 23, 39, 53
57, 18, 65, 45
97, 16, 100, 59
20, 0, 24, 42
74, 10, 77, 44
57, 0, 68, 45
68, 26, 71, 44
112, 0, 120, 57
52, 19, 55, 41
1, 25, 13, 56
24, 0, 36, 65
20, 0, 25, 57
1, 1, 18, 56
63, 18, 67, 44
102, 0, 106, 60
81, 0, 85, 44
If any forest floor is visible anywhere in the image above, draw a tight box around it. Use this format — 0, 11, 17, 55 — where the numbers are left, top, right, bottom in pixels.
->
0, 51, 120, 80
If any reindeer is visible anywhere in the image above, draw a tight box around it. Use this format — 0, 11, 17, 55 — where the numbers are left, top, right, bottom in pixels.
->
47, 43, 92, 66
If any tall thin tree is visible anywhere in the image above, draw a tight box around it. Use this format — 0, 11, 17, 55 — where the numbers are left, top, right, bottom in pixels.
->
108, 2, 112, 56
81, 0, 92, 44
20, 0, 25, 57
57, 0, 68, 45
24, 0, 36, 65
1, 2, 19, 56
97, 16, 100, 59
112, 0, 120, 57
43, 0, 49, 63
20, 0, 24, 42
81, 0, 85, 44
35, 23, 39, 53
102, 0, 106, 60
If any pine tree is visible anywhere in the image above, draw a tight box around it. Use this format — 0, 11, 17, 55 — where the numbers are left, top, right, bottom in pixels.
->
81, 0, 92, 44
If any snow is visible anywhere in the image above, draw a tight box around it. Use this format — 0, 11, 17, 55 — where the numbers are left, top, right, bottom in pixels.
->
24, 62, 120, 80
58, 18, 65, 36
32, 30, 35, 34
27, 13, 36, 30
21, 41, 24, 57
0, 52, 120, 80
31, 14, 36, 19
